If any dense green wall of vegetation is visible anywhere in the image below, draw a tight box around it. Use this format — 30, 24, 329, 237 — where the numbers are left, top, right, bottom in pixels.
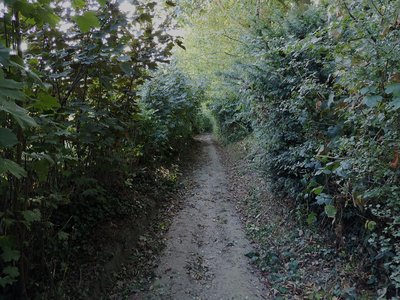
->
0, 1, 201, 298
177, 0, 400, 296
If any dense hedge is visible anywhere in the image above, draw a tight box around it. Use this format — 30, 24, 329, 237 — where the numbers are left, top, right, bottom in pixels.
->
212, 1, 400, 294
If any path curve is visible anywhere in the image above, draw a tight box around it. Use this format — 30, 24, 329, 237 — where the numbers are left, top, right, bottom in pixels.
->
141, 135, 266, 300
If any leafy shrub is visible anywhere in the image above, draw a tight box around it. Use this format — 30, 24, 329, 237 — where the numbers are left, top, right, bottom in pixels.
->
139, 64, 202, 157
213, 1, 400, 294
193, 107, 213, 134
0, 1, 201, 297
210, 93, 252, 142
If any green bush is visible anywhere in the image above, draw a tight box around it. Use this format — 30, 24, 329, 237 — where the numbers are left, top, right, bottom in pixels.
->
193, 107, 213, 134
139, 64, 202, 157
0, 1, 202, 297
213, 1, 400, 294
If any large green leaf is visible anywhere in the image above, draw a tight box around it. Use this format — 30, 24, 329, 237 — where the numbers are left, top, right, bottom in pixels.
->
363, 95, 382, 108
0, 77, 36, 128
43, 11, 61, 28
0, 100, 37, 128
74, 11, 100, 33
18, 1, 60, 28
0, 128, 18, 148
10, 61, 43, 86
0, 159, 27, 178
32, 92, 60, 111
0, 78, 25, 100
311, 186, 323, 195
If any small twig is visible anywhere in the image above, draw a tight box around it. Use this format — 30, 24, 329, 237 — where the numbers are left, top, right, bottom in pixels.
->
222, 32, 246, 45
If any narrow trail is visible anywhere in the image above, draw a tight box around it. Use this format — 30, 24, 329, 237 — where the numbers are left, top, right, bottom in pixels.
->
141, 135, 266, 300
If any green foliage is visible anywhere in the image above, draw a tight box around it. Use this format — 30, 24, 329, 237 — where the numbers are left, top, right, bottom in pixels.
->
192, 0, 400, 295
0, 158, 27, 178
73, 11, 100, 33
0, 128, 18, 148
139, 64, 202, 157
209, 93, 252, 142
0, 0, 201, 297
193, 106, 213, 134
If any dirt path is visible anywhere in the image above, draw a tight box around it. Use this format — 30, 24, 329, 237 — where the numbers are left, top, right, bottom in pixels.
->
141, 135, 266, 300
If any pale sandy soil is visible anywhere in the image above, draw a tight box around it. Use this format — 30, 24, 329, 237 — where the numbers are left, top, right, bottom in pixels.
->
140, 135, 266, 300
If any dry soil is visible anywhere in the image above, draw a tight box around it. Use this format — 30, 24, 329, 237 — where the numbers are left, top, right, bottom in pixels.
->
141, 135, 266, 300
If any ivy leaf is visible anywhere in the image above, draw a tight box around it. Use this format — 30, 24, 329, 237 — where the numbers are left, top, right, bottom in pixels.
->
360, 85, 377, 95
311, 186, 323, 195
0, 128, 18, 148
0, 159, 27, 178
360, 86, 370, 95
74, 11, 100, 33
316, 193, 332, 205
1, 265, 20, 287
117, 55, 131, 62
363, 95, 382, 108
324, 204, 337, 218
385, 83, 400, 95
306, 212, 317, 225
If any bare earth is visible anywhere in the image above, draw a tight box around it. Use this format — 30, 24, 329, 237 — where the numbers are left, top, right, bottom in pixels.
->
141, 135, 266, 300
